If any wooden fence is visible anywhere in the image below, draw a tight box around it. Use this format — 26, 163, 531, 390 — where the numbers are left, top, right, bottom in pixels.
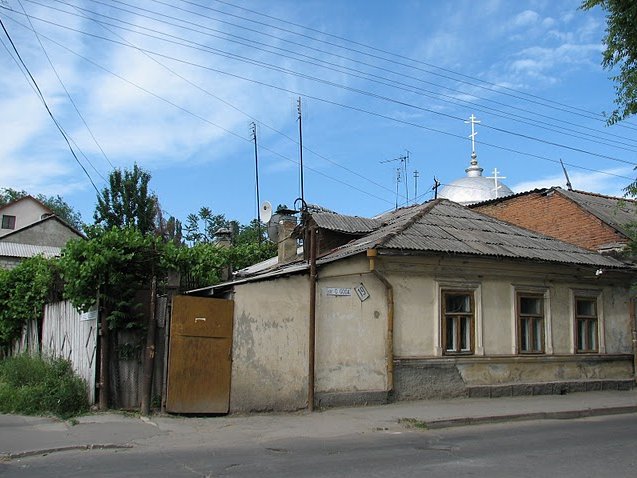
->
42, 301, 98, 404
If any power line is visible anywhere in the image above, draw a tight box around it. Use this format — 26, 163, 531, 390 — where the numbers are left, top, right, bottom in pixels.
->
0, 16, 100, 195
204, 0, 637, 130
16, 0, 114, 173
3, 10, 632, 185
9, 4, 637, 168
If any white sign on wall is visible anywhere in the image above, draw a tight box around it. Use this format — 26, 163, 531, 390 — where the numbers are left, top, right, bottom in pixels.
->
325, 287, 352, 297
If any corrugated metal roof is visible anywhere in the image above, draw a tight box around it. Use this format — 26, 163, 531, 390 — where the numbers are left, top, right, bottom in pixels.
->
318, 199, 629, 269
311, 212, 381, 234
558, 189, 637, 237
0, 242, 62, 259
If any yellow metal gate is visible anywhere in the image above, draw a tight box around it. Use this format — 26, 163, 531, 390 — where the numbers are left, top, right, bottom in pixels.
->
166, 295, 234, 413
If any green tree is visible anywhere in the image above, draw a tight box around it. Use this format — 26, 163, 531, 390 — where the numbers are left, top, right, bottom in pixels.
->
94, 164, 157, 235
0, 188, 83, 230
581, 0, 637, 124
184, 207, 235, 244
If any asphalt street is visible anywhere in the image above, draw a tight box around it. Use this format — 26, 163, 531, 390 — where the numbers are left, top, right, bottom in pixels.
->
3, 413, 636, 478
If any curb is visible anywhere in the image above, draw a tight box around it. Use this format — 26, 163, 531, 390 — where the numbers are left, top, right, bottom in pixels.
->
1, 443, 133, 461
423, 405, 637, 429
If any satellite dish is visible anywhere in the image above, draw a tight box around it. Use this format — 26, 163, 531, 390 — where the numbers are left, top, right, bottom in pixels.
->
267, 213, 280, 242
259, 201, 273, 223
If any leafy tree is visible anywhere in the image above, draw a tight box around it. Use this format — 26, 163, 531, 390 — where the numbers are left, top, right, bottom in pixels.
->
184, 207, 237, 244
94, 164, 157, 235
581, 0, 637, 124
0, 256, 57, 348
0, 188, 83, 230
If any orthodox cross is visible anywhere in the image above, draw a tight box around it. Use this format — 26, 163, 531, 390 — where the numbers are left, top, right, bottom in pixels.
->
464, 114, 480, 155
487, 168, 506, 198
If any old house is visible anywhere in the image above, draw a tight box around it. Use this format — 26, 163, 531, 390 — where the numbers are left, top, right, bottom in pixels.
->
0, 196, 83, 268
470, 187, 637, 254
186, 199, 635, 413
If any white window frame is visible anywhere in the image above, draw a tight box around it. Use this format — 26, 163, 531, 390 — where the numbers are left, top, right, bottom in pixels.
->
434, 281, 483, 356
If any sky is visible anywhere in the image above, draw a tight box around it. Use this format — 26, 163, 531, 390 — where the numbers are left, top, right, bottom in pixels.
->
1, 0, 635, 228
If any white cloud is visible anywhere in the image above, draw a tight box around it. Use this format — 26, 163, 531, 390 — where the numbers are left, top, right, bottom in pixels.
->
511, 168, 632, 197
512, 10, 540, 28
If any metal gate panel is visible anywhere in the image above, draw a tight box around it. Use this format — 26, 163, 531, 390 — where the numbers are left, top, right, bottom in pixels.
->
166, 295, 234, 413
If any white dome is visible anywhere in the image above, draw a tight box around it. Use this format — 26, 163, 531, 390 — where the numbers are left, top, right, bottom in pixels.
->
439, 153, 513, 205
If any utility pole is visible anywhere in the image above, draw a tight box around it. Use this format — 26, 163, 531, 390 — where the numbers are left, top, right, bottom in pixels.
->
297, 97, 305, 204
250, 122, 261, 243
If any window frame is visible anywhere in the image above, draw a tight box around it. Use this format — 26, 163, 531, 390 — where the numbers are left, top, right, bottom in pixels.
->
516, 292, 545, 354
574, 296, 599, 353
441, 289, 475, 355
1, 215, 16, 230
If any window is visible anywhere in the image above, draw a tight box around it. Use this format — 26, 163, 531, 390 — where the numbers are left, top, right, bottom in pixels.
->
517, 294, 544, 353
1, 215, 15, 230
442, 291, 474, 354
575, 297, 598, 353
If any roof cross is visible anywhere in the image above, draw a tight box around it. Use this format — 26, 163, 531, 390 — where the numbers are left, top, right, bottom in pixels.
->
487, 168, 506, 198
464, 114, 481, 155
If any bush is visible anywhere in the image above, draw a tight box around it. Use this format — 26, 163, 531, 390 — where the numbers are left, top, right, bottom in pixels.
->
0, 354, 89, 419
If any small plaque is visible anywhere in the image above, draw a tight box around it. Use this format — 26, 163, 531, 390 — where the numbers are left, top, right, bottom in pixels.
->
326, 287, 352, 297
354, 283, 370, 302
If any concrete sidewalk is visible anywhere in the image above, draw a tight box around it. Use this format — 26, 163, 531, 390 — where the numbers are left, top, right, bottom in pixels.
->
2, 389, 637, 459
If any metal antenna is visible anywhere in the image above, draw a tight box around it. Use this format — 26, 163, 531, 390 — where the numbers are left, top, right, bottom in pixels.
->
381, 150, 411, 207
297, 97, 305, 204
413, 170, 419, 204
433, 177, 441, 199
560, 159, 573, 191
250, 122, 261, 243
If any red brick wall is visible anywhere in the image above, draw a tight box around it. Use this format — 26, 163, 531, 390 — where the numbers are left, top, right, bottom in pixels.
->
474, 191, 627, 251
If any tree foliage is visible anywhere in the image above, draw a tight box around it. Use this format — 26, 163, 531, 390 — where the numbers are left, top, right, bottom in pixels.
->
0, 188, 83, 230
0, 256, 57, 347
60, 228, 163, 330
581, 0, 637, 124
94, 164, 157, 235
184, 207, 237, 244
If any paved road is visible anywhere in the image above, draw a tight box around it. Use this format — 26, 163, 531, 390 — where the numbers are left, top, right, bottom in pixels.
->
3, 414, 636, 477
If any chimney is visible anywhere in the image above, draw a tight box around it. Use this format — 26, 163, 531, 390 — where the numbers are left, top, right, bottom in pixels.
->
214, 227, 233, 281
278, 215, 298, 263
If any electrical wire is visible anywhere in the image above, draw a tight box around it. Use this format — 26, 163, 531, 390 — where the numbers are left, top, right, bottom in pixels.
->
7, 4, 636, 168
0, 16, 100, 194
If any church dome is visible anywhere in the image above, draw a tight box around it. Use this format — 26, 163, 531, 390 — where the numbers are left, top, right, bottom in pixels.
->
439, 152, 513, 205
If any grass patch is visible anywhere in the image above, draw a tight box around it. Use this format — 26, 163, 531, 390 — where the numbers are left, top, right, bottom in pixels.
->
398, 417, 429, 430
0, 354, 89, 419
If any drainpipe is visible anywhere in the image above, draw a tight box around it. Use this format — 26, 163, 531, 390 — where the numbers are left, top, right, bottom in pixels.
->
308, 226, 318, 411
367, 249, 394, 394
631, 298, 637, 385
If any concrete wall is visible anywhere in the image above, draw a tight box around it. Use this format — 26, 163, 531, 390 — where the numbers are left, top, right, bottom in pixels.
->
227, 252, 633, 411
314, 256, 389, 406
230, 275, 310, 412
1, 218, 81, 247
381, 254, 634, 400
0, 198, 49, 238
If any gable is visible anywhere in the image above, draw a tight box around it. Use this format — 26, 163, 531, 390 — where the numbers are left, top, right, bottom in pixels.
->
0, 196, 53, 238
472, 188, 633, 252
0, 216, 83, 248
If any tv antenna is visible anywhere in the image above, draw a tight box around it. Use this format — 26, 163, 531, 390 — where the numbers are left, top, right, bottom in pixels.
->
560, 159, 573, 191
380, 150, 410, 208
